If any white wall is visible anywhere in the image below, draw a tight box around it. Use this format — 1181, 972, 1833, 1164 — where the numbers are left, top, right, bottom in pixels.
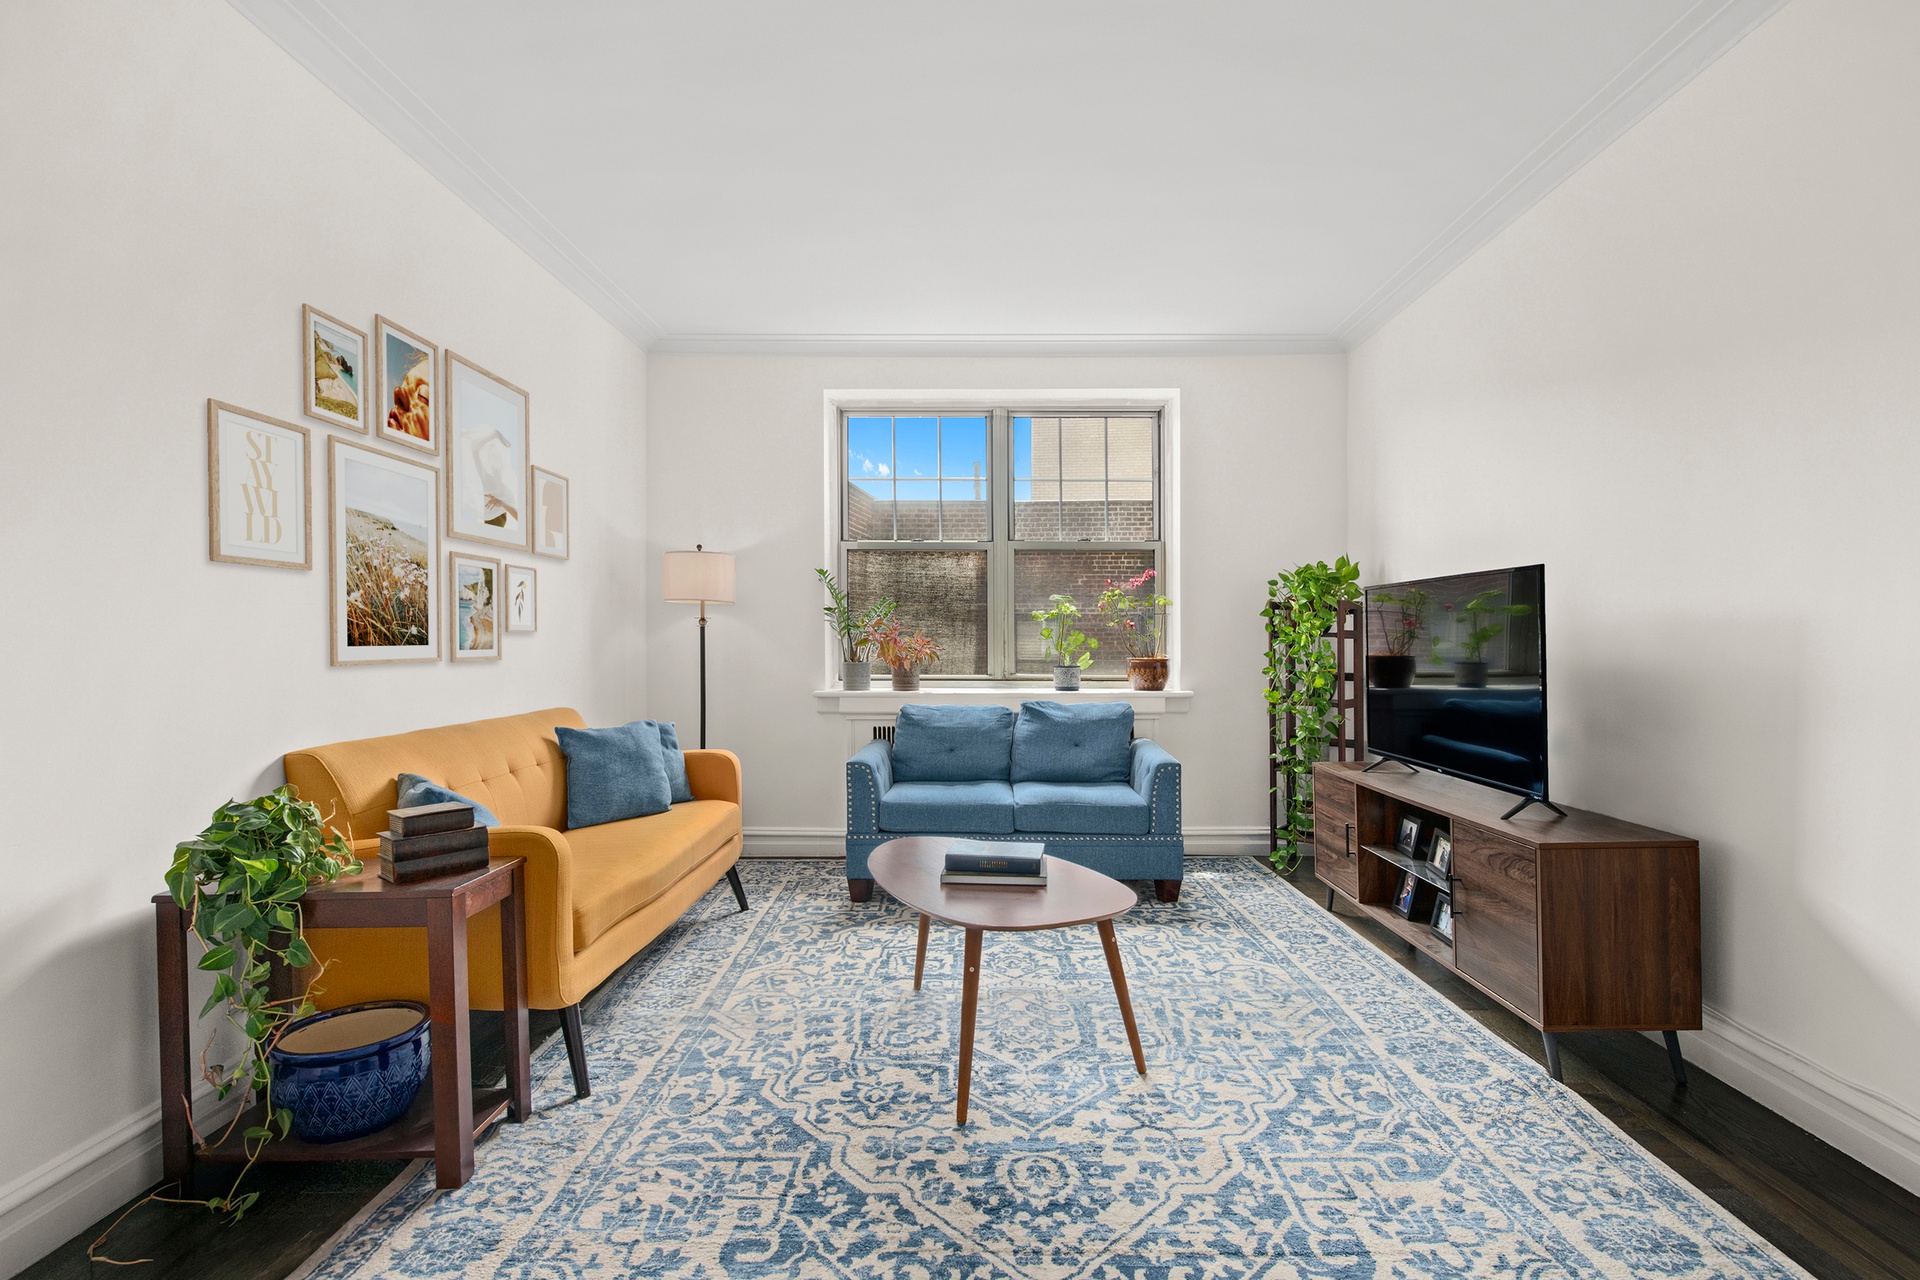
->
0, 3, 649, 1269
1348, 0, 1920, 1193
646, 355, 1347, 853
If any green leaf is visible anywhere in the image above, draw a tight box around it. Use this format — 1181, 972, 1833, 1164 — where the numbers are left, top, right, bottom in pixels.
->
196, 944, 236, 972
284, 937, 313, 968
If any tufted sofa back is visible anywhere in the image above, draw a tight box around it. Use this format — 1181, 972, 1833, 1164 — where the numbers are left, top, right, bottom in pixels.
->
284, 707, 586, 842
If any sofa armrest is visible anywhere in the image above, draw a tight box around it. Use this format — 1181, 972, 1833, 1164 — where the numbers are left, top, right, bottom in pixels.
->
1129, 739, 1182, 836
487, 826, 575, 1002
684, 749, 742, 805
847, 740, 894, 837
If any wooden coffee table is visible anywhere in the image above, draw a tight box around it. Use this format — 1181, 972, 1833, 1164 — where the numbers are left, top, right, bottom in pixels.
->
868, 836, 1147, 1125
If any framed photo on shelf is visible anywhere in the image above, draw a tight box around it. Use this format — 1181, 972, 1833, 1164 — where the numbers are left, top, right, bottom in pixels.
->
329, 438, 439, 665
1394, 871, 1437, 921
1395, 814, 1427, 858
449, 552, 503, 661
374, 315, 438, 455
444, 351, 529, 552
1430, 830, 1454, 877
303, 305, 368, 432
1431, 896, 1455, 941
530, 465, 569, 559
207, 400, 310, 569
504, 564, 537, 633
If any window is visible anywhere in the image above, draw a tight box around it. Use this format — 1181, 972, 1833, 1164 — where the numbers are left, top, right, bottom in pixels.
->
840, 409, 1164, 680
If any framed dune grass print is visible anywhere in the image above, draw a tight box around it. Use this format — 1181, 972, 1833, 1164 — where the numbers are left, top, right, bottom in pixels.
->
374, 315, 438, 455
207, 400, 311, 569
445, 351, 529, 552
450, 552, 503, 661
531, 465, 570, 560
303, 304, 368, 432
504, 564, 537, 633
329, 438, 439, 665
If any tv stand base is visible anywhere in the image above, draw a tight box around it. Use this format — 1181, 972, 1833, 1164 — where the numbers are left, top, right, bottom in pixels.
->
1363, 757, 1417, 774
1501, 796, 1567, 820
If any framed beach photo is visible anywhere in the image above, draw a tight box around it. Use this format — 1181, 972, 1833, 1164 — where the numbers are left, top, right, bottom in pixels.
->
504, 564, 537, 633
530, 465, 570, 560
374, 315, 438, 455
450, 553, 503, 661
329, 438, 439, 665
445, 351, 529, 551
303, 305, 368, 432
207, 400, 310, 569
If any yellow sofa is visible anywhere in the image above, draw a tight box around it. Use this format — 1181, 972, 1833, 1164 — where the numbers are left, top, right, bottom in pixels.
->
283, 706, 744, 1096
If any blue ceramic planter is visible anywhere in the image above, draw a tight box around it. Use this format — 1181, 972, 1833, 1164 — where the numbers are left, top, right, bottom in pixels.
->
269, 1001, 431, 1143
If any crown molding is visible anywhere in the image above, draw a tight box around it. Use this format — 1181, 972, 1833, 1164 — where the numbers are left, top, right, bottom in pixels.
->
1333, 0, 1789, 349
650, 332, 1343, 357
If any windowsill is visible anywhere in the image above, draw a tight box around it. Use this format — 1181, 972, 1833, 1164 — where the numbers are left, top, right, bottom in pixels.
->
814, 685, 1192, 714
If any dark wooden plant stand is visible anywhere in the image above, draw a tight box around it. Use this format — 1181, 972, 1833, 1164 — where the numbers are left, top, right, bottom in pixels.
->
153, 857, 531, 1192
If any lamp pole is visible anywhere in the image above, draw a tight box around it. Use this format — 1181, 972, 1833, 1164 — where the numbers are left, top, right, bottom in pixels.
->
698, 598, 708, 749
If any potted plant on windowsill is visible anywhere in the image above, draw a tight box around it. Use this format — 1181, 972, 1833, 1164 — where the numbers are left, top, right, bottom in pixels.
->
1366, 587, 1426, 688
861, 617, 942, 691
1097, 569, 1173, 691
1031, 593, 1097, 690
1451, 588, 1531, 688
816, 568, 895, 691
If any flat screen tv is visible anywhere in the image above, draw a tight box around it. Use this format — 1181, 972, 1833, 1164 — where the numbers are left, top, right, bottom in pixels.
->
1364, 564, 1558, 817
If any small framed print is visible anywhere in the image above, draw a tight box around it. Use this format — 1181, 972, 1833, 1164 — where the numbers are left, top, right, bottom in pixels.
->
1394, 871, 1437, 921
1395, 813, 1427, 858
1430, 830, 1454, 877
445, 351, 530, 551
304, 305, 368, 432
450, 552, 503, 661
329, 438, 439, 665
374, 315, 438, 455
531, 465, 570, 559
207, 400, 310, 568
504, 564, 537, 633
1431, 896, 1455, 941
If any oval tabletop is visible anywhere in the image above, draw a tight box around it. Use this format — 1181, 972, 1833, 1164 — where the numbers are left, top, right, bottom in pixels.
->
869, 837, 1138, 932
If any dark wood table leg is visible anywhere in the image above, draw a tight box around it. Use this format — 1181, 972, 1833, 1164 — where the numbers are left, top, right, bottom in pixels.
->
501, 864, 532, 1122
427, 896, 475, 1188
1096, 919, 1147, 1075
1663, 1029, 1689, 1086
913, 913, 930, 992
154, 898, 194, 1189
956, 927, 982, 1125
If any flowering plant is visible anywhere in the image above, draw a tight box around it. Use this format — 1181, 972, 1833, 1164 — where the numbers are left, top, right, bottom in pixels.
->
859, 617, 942, 671
1096, 569, 1172, 659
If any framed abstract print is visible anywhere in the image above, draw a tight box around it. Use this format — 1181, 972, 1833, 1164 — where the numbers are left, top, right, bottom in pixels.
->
374, 315, 438, 455
450, 552, 503, 661
530, 465, 570, 560
304, 304, 368, 432
329, 438, 439, 665
504, 564, 537, 633
207, 400, 310, 569
444, 351, 529, 551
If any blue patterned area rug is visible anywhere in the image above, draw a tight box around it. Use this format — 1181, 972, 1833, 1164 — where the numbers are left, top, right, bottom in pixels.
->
300, 859, 1806, 1279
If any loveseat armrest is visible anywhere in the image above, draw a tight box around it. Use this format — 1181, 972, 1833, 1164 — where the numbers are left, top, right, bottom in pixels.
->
685, 748, 742, 806
847, 740, 894, 838
486, 826, 575, 1005
1129, 739, 1182, 836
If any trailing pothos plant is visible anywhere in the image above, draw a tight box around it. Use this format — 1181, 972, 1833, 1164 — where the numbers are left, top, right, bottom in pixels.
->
1262, 557, 1361, 871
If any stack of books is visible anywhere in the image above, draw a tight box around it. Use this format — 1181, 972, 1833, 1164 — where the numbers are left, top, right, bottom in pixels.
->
939, 839, 1048, 888
379, 800, 490, 884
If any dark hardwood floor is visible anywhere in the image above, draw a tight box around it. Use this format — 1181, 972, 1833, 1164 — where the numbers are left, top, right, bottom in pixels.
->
25, 859, 1920, 1278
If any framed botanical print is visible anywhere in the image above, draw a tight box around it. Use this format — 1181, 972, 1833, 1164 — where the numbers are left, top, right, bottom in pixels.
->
445, 351, 529, 551
207, 400, 310, 569
504, 564, 537, 633
329, 438, 439, 665
374, 315, 438, 455
450, 552, 503, 661
531, 466, 570, 560
304, 305, 368, 432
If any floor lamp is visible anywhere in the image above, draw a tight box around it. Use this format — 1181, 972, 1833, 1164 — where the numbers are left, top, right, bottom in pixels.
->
662, 545, 735, 748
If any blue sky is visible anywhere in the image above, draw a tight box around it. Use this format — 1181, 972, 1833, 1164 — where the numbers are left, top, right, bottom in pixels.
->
847, 415, 992, 498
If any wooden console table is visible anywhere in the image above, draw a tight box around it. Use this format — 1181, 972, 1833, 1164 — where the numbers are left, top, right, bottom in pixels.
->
1312, 762, 1700, 1083
153, 857, 531, 1190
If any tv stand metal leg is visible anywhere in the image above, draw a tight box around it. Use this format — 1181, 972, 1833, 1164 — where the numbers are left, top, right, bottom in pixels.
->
1363, 757, 1417, 774
1501, 796, 1569, 821
1325, 886, 1335, 911
1542, 1031, 1563, 1081
1663, 1030, 1689, 1086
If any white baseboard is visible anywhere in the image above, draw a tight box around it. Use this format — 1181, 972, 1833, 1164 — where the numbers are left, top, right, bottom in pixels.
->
742, 826, 1270, 860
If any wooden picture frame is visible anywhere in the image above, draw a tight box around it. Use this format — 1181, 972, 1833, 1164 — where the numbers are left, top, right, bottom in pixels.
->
449, 552, 503, 661
329, 438, 440, 665
530, 465, 570, 560
504, 564, 537, 633
303, 304, 369, 432
374, 315, 439, 456
207, 400, 311, 569
444, 351, 530, 552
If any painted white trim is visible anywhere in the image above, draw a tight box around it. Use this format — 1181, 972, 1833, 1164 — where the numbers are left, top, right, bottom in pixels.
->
1182, 828, 1271, 856
654, 333, 1342, 357
812, 687, 1192, 715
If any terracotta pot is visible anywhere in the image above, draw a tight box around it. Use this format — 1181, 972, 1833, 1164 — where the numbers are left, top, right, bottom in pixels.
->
890, 665, 920, 691
1128, 656, 1168, 691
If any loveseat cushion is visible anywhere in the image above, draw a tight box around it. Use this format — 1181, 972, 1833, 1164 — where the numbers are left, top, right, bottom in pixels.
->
556, 723, 672, 827
568, 800, 741, 948
1013, 782, 1151, 835
891, 704, 1016, 782
878, 781, 1016, 834
1011, 701, 1133, 784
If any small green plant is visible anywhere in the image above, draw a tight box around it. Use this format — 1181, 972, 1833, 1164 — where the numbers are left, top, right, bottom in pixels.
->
1262, 556, 1361, 871
1031, 593, 1097, 670
1455, 589, 1531, 662
815, 567, 895, 663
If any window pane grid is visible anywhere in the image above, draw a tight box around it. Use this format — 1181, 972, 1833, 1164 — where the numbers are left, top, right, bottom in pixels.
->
1008, 414, 1157, 542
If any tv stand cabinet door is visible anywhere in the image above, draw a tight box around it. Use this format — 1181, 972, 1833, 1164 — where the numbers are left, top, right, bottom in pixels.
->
1452, 823, 1542, 1024
1312, 773, 1359, 901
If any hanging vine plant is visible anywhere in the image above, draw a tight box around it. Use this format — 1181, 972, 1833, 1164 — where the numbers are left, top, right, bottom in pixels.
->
1262, 556, 1360, 870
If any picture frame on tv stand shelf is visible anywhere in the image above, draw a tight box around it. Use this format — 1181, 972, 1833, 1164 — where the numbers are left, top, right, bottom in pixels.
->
1430, 829, 1454, 877
1431, 896, 1455, 941
1395, 814, 1427, 858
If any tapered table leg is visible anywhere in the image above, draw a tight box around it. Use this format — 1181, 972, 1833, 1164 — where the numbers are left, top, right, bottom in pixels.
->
956, 927, 982, 1125
427, 897, 475, 1188
913, 913, 931, 992
1096, 919, 1146, 1075
501, 864, 532, 1122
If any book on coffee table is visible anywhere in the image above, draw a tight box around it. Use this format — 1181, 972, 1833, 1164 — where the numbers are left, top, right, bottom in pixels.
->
942, 839, 1045, 876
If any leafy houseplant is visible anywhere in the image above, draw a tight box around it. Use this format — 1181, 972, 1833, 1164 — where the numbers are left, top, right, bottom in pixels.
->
1263, 556, 1361, 870
1449, 589, 1531, 687
1096, 569, 1173, 690
816, 567, 895, 690
1031, 593, 1097, 690
860, 617, 942, 691
1366, 587, 1427, 688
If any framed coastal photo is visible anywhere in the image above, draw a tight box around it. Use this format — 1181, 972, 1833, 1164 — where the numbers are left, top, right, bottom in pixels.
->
450, 553, 503, 661
207, 400, 310, 569
530, 466, 570, 559
374, 315, 438, 455
504, 564, 537, 633
303, 305, 368, 432
329, 438, 439, 665
445, 351, 529, 551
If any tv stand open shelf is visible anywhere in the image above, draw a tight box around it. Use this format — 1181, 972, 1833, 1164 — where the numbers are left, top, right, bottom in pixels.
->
1313, 761, 1701, 1083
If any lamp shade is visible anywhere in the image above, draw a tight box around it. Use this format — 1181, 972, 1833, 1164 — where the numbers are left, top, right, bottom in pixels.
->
662, 547, 735, 604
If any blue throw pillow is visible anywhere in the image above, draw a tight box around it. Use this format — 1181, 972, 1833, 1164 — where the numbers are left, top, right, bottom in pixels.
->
891, 704, 1016, 783
646, 720, 695, 804
395, 773, 500, 828
555, 723, 672, 828
1011, 701, 1133, 784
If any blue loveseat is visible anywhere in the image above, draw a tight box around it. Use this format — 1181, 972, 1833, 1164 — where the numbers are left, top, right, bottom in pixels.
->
845, 701, 1184, 903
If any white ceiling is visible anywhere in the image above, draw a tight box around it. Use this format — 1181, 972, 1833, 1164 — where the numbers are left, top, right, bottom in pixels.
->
233, 0, 1784, 354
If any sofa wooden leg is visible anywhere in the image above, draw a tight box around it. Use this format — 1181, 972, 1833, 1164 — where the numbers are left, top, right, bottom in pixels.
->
559, 1003, 590, 1099
1154, 879, 1182, 904
725, 866, 749, 912
848, 877, 874, 903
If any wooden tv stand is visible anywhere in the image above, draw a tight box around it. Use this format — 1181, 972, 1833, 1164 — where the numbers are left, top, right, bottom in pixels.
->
1312, 761, 1701, 1082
